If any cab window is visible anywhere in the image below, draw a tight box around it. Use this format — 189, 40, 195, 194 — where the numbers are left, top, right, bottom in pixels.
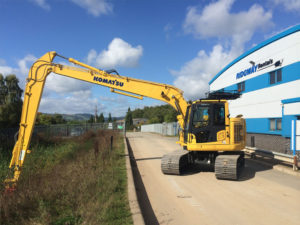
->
192, 105, 209, 128
214, 105, 225, 125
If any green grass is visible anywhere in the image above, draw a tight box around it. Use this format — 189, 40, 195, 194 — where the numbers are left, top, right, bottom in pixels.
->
0, 130, 133, 225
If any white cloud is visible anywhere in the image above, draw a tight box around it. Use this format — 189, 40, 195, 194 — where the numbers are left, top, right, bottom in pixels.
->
39, 91, 131, 116
29, 0, 50, 10
172, 0, 273, 100
70, 0, 113, 17
39, 91, 99, 114
99, 95, 128, 104
86, 49, 98, 65
0, 54, 36, 88
44, 73, 92, 95
171, 45, 235, 100
184, 0, 272, 49
0, 64, 17, 75
271, 0, 300, 12
17, 54, 37, 76
87, 38, 143, 68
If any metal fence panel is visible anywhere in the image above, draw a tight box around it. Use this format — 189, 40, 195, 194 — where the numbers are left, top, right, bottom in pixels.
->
141, 122, 179, 136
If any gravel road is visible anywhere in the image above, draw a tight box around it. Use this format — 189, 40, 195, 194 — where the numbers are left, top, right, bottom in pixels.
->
127, 132, 300, 225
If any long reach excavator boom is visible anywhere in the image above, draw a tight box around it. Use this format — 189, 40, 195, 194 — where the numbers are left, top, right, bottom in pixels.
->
5, 51, 188, 186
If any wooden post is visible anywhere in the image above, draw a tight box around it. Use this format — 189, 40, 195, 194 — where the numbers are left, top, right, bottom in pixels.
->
110, 136, 113, 151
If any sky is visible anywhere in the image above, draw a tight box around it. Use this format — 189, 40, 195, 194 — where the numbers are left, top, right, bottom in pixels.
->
0, 0, 299, 117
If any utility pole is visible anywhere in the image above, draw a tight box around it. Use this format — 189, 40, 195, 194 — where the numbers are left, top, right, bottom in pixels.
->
94, 105, 98, 123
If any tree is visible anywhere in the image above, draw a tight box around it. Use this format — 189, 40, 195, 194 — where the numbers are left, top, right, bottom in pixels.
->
88, 115, 94, 123
129, 104, 177, 124
5, 75, 22, 104
53, 113, 66, 124
0, 74, 8, 105
36, 114, 52, 125
108, 113, 112, 122
0, 74, 23, 128
98, 113, 105, 123
125, 107, 133, 130
164, 109, 177, 122
132, 108, 143, 118
36, 113, 66, 125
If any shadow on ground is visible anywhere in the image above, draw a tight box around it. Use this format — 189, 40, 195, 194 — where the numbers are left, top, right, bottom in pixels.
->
239, 158, 273, 181
135, 157, 162, 161
126, 138, 159, 225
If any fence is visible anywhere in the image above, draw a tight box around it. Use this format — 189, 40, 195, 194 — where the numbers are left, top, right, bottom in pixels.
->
141, 122, 179, 136
33, 123, 115, 137
0, 122, 123, 155
0, 127, 19, 157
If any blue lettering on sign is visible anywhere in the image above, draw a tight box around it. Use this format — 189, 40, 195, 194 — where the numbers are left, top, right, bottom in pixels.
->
93, 76, 124, 87
236, 65, 258, 79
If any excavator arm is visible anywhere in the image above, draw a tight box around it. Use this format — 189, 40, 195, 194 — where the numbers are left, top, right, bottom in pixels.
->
6, 51, 188, 186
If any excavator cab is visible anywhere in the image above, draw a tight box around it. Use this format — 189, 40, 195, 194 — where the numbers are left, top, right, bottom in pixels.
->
183, 102, 226, 144
189, 102, 225, 143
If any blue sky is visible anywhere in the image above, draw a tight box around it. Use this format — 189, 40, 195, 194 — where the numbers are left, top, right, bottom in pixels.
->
0, 0, 299, 117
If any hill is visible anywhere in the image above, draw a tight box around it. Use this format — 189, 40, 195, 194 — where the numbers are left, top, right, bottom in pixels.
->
62, 113, 93, 121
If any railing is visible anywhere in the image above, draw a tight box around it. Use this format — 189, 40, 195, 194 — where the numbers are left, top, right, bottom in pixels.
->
244, 147, 299, 171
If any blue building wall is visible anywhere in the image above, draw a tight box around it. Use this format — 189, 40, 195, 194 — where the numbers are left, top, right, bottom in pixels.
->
222, 61, 300, 94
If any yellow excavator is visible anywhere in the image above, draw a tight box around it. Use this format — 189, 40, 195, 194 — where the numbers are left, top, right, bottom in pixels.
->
5, 51, 246, 189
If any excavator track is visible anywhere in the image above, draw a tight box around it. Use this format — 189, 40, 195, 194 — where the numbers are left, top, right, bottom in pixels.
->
161, 150, 189, 175
215, 153, 244, 180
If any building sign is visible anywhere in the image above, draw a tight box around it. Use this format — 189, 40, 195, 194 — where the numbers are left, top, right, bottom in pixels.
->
236, 59, 274, 79
236, 65, 258, 79
257, 59, 273, 70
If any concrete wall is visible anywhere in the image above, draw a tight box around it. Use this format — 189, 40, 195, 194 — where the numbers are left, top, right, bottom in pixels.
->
247, 133, 291, 154
141, 122, 179, 136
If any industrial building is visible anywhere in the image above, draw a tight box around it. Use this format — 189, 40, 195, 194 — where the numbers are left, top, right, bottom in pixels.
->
209, 25, 300, 155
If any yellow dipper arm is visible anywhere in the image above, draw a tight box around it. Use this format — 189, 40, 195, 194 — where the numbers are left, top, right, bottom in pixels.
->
6, 51, 188, 186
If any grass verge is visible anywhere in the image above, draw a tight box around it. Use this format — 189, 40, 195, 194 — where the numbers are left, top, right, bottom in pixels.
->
0, 130, 132, 225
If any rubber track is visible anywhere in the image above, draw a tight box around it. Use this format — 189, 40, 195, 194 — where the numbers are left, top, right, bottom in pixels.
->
215, 154, 242, 180
161, 150, 189, 175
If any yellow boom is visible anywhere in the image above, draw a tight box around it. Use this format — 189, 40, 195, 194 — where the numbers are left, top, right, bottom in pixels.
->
5, 51, 188, 186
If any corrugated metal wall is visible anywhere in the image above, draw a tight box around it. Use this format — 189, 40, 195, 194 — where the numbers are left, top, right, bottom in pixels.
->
141, 122, 179, 136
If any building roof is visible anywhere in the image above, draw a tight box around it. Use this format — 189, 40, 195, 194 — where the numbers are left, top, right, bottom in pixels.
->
209, 24, 300, 85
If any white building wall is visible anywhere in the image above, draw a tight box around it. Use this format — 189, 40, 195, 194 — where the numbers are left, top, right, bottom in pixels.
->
284, 102, 300, 115
229, 80, 300, 118
210, 31, 300, 92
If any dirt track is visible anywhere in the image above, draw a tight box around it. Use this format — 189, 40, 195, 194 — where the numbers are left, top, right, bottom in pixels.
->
127, 132, 300, 225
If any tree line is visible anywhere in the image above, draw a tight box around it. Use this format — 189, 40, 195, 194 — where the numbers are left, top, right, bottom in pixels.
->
87, 112, 116, 124
124, 104, 178, 129
131, 104, 177, 123
0, 74, 23, 128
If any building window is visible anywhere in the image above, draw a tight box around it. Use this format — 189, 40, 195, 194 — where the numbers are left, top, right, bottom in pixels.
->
269, 118, 282, 131
269, 69, 282, 84
237, 81, 245, 92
